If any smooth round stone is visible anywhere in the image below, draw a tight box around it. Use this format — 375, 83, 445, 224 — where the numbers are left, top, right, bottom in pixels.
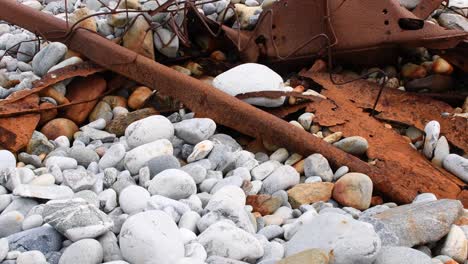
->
261, 165, 300, 194
0, 211, 24, 237
0, 194, 12, 212
54, 136, 70, 148
440, 225, 468, 263
29, 173, 55, 186
174, 118, 217, 144
332, 173, 373, 210
17, 250, 47, 264
198, 220, 264, 260
0, 150, 16, 169
147, 154, 181, 177
99, 143, 126, 170
187, 140, 214, 163
128, 86, 153, 110
119, 211, 184, 264
333, 166, 349, 181
41, 118, 79, 141
443, 154, 468, 183
270, 148, 289, 163
432, 136, 449, 167
251, 160, 282, 181
45, 157, 78, 170
412, 193, 437, 204
286, 212, 381, 264
0, 238, 8, 262
374, 246, 432, 264
22, 214, 44, 230
68, 147, 100, 167
32, 42, 67, 76
119, 185, 150, 215
98, 189, 117, 213
148, 169, 196, 200
125, 115, 174, 148
179, 211, 201, 233
304, 154, 333, 182
181, 164, 207, 184
86, 118, 107, 130
423, 120, 440, 159
123, 139, 173, 175
333, 136, 368, 156
58, 239, 103, 264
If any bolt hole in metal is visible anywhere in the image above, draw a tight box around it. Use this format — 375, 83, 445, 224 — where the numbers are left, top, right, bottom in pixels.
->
382, 8, 388, 14
384, 20, 389, 25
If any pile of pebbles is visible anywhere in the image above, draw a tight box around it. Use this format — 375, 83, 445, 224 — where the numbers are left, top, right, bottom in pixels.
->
0, 108, 468, 264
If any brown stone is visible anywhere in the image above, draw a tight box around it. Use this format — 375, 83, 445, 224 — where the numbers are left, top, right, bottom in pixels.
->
69, 7, 97, 32
246, 194, 282, 216
401, 63, 427, 79
210, 50, 227, 61
105, 108, 157, 136
128, 86, 153, 109
287, 182, 334, 209
432, 57, 453, 75
39, 87, 69, 105
123, 16, 154, 60
184, 61, 204, 76
278, 249, 330, 264
40, 118, 79, 141
118, 0, 141, 9
38, 102, 57, 126
405, 74, 454, 92
102, 96, 127, 109
333, 173, 373, 210
293, 159, 305, 174
63, 75, 107, 125
89, 101, 112, 122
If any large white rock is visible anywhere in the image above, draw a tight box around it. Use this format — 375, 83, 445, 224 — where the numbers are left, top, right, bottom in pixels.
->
198, 186, 255, 233
423, 120, 440, 159
119, 211, 184, 264
124, 139, 173, 174
0, 150, 16, 169
198, 220, 264, 261
443, 154, 468, 183
212, 63, 288, 107
285, 212, 381, 264
125, 115, 174, 149
440, 225, 468, 263
119, 185, 150, 214
148, 169, 197, 200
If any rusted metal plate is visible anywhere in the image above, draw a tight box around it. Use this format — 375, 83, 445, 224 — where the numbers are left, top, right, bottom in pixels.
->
301, 67, 464, 203
0, 93, 40, 152
223, 0, 468, 64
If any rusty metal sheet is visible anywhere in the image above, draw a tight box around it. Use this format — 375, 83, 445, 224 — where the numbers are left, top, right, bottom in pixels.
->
1, 0, 464, 205
223, 0, 468, 64
315, 76, 468, 153
412, 0, 444, 19
0, 93, 40, 152
301, 66, 464, 203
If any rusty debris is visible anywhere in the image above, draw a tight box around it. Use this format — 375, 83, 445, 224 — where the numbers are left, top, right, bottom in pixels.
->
301, 65, 464, 203
222, 0, 468, 64
0, 93, 40, 152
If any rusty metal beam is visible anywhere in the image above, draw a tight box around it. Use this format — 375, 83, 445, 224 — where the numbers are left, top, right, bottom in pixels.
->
0, 0, 462, 204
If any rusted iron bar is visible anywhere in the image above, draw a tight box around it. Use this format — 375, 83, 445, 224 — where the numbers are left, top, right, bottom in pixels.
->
0, 1, 462, 204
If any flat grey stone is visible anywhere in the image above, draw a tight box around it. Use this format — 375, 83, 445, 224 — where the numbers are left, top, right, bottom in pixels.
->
7, 226, 63, 255
13, 184, 74, 200
98, 231, 122, 262
32, 42, 67, 76
285, 212, 381, 264
58, 238, 103, 264
198, 220, 264, 261
146, 154, 180, 177
174, 118, 216, 144
443, 154, 468, 183
67, 147, 99, 167
148, 169, 196, 200
42, 198, 113, 241
360, 199, 462, 247
261, 165, 299, 194
304, 154, 333, 182
373, 246, 432, 264
63, 169, 96, 192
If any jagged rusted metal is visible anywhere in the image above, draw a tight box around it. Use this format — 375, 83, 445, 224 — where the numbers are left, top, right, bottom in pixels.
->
0, 1, 465, 205
412, 0, 444, 19
222, 0, 468, 64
